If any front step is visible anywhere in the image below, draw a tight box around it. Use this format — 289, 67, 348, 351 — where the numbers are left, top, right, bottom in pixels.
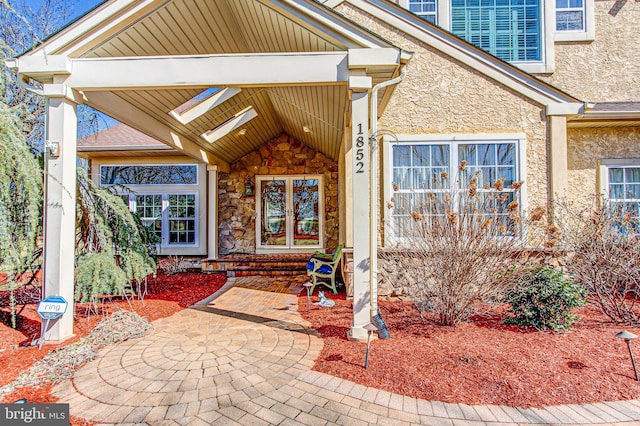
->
202, 254, 310, 277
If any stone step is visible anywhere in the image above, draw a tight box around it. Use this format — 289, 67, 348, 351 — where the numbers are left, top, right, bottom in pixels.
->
232, 270, 305, 277
202, 254, 310, 277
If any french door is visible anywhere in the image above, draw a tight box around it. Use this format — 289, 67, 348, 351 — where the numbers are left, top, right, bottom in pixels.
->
256, 175, 324, 252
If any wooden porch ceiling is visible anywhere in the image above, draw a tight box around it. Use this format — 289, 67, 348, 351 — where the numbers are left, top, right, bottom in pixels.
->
64, 0, 398, 163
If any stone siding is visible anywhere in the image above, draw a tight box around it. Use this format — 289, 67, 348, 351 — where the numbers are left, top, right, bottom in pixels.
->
538, 2, 640, 102
218, 134, 339, 255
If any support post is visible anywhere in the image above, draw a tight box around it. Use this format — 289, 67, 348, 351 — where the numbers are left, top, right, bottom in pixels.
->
348, 76, 372, 341
42, 94, 77, 342
207, 165, 218, 260
548, 114, 568, 204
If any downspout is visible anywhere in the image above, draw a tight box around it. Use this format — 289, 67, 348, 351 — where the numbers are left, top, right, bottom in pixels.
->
369, 66, 406, 338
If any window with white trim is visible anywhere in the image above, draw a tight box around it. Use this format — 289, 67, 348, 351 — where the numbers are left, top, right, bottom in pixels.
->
100, 165, 198, 185
389, 139, 521, 236
100, 163, 200, 248
409, 0, 438, 24
127, 192, 198, 247
168, 194, 197, 244
606, 165, 640, 223
555, 0, 584, 32
135, 194, 163, 240
451, 0, 543, 63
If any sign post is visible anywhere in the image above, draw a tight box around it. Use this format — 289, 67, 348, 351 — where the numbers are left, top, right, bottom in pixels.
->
36, 296, 68, 349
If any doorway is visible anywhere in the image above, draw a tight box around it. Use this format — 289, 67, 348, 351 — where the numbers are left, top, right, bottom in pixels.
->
256, 175, 324, 252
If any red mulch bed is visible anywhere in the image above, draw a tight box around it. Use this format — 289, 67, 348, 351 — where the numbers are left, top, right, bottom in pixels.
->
298, 289, 640, 408
0, 271, 226, 424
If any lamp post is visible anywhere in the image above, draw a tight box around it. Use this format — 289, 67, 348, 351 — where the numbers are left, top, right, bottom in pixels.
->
303, 282, 312, 313
616, 330, 639, 381
364, 323, 378, 369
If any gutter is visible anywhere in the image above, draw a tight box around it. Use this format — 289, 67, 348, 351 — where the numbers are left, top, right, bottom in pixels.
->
368, 66, 406, 338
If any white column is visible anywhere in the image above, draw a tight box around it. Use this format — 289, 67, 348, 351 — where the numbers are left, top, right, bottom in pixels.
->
548, 114, 568, 201
42, 95, 77, 342
207, 165, 218, 260
349, 76, 372, 341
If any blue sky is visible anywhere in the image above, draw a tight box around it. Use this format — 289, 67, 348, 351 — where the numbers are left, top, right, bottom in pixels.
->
20, 0, 105, 21
15, 0, 124, 135
68, 0, 105, 20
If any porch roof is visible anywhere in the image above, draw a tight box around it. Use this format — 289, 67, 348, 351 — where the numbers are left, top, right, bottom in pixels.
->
77, 123, 178, 158
12, 0, 408, 168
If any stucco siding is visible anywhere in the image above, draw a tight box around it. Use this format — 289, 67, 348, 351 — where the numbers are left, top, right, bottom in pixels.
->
568, 127, 640, 204
338, 3, 550, 209
538, 2, 640, 102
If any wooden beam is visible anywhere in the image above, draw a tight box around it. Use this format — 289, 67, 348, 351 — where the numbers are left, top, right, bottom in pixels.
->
18, 53, 350, 89
169, 88, 242, 125
83, 91, 230, 172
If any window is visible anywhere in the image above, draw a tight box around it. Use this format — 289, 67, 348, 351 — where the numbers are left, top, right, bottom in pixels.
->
168, 194, 196, 244
451, 0, 542, 62
135, 194, 162, 240
388, 137, 522, 236
128, 193, 198, 247
99, 163, 201, 248
555, 0, 584, 31
100, 165, 198, 185
607, 166, 640, 224
409, 0, 437, 24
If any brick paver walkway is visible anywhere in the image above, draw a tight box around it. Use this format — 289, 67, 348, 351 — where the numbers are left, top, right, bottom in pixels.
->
52, 277, 640, 425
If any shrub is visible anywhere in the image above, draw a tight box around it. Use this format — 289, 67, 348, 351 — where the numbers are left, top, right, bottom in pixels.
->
504, 266, 587, 331
554, 199, 640, 325
380, 167, 548, 326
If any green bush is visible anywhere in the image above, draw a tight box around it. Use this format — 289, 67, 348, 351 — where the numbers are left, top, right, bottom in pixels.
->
504, 266, 587, 331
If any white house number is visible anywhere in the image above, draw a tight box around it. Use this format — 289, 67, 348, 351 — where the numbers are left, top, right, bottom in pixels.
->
355, 123, 365, 174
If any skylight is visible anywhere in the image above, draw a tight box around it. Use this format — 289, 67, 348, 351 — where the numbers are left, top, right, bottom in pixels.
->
169, 87, 241, 125
201, 106, 258, 144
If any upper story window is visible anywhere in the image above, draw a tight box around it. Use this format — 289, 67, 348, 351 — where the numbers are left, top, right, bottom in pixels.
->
555, 0, 584, 31
451, 0, 542, 63
409, 0, 438, 24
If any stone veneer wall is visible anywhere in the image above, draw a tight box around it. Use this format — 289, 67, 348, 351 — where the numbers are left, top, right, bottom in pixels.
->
218, 133, 339, 255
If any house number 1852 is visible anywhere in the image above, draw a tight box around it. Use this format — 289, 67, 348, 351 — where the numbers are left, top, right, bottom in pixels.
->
355, 123, 365, 173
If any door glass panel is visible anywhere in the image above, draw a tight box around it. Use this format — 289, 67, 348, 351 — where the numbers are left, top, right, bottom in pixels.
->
293, 179, 320, 246
260, 180, 287, 246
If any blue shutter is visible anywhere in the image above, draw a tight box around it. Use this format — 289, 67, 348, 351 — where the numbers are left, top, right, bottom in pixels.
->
451, 0, 541, 62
